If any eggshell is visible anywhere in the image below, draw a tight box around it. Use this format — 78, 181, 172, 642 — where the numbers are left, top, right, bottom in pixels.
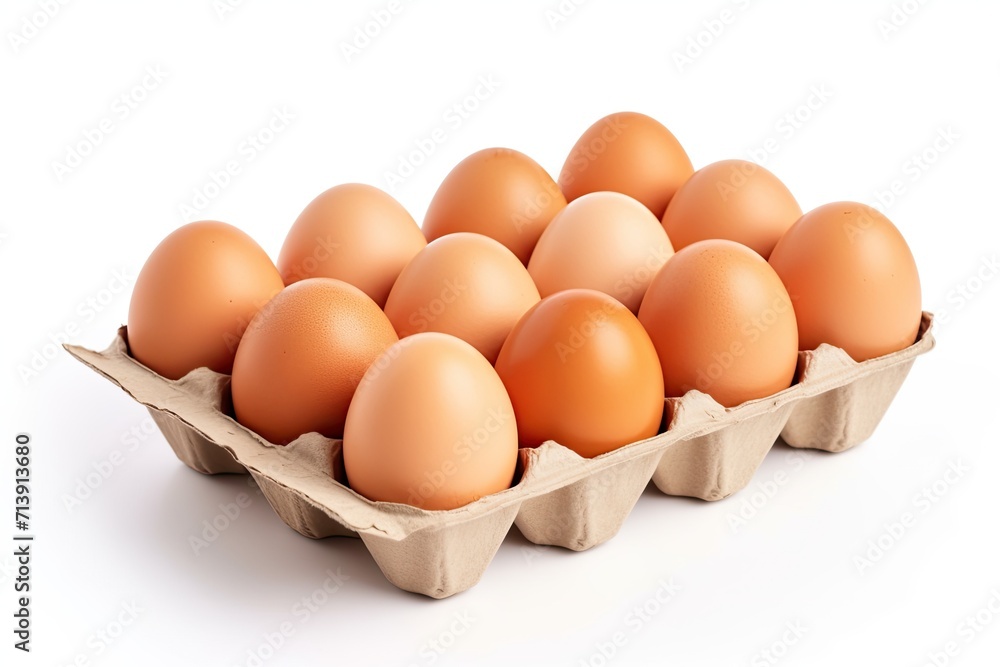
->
638, 240, 798, 408
527, 191, 674, 313
661, 159, 802, 258
343, 332, 519, 511
558, 111, 693, 218
127, 220, 284, 380
231, 278, 398, 444
768, 201, 922, 361
277, 183, 426, 307
421, 148, 567, 264
384, 232, 540, 363
494, 289, 664, 458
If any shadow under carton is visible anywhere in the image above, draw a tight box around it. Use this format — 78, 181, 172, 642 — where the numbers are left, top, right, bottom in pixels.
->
64, 312, 934, 598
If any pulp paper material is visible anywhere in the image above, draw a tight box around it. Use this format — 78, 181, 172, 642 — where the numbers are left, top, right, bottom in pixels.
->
64, 313, 935, 598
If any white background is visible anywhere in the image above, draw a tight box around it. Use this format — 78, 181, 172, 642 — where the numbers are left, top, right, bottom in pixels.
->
2, 1, 999, 665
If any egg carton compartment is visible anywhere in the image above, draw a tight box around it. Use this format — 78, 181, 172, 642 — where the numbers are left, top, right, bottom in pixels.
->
64, 313, 934, 598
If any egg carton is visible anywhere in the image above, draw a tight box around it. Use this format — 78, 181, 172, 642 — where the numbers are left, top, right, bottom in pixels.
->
64, 312, 934, 599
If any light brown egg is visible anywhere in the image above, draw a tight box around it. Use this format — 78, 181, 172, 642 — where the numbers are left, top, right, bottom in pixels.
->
527, 191, 674, 313
421, 148, 567, 264
343, 332, 519, 510
494, 289, 664, 458
638, 240, 798, 408
768, 202, 922, 361
661, 159, 802, 258
231, 278, 398, 444
383, 232, 540, 363
559, 111, 693, 218
127, 221, 284, 380
277, 183, 426, 307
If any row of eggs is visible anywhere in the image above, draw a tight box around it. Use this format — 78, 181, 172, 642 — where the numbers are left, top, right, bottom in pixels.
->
126, 111, 922, 510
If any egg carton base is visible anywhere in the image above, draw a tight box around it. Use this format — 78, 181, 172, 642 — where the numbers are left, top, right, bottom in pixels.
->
64, 314, 934, 598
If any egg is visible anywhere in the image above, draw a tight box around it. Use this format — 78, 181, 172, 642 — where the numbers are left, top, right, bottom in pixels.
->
384, 232, 540, 363
231, 278, 398, 444
768, 202, 922, 361
277, 183, 426, 307
527, 191, 674, 313
343, 332, 519, 510
558, 111, 693, 218
638, 240, 798, 408
421, 148, 567, 264
661, 159, 802, 258
494, 289, 664, 458
127, 221, 284, 380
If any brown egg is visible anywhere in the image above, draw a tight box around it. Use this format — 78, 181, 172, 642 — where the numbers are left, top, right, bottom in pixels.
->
421, 148, 567, 264
127, 221, 284, 380
527, 191, 674, 313
343, 332, 519, 510
768, 202, 922, 361
559, 111, 693, 218
383, 232, 540, 363
494, 289, 664, 458
638, 240, 798, 408
277, 183, 426, 307
231, 278, 398, 444
661, 159, 802, 258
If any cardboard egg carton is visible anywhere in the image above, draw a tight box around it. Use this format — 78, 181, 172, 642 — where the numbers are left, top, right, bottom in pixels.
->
65, 312, 934, 598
